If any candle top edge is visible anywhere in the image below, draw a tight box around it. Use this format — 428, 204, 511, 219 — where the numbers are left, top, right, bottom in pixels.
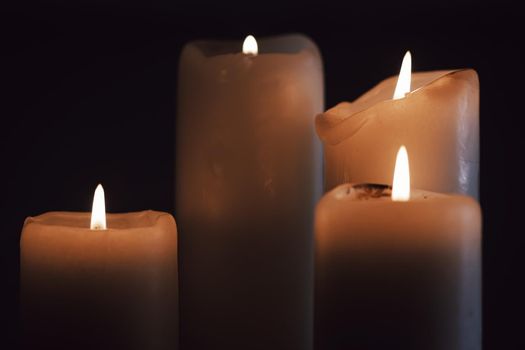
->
315, 69, 478, 145
184, 33, 319, 57
23, 210, 175, 230
328, 183, 476, 203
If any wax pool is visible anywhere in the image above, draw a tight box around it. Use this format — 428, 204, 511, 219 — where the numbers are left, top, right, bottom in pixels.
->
20, 210, 179, 350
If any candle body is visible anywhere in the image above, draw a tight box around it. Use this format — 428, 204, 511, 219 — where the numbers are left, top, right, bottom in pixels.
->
316, 70, 479, 197
176, 35, 323, 350
20, 211, 178, 350
314, 184, 481, 350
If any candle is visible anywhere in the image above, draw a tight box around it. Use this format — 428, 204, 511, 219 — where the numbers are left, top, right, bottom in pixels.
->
20, 185, 179, 350
316, 51, 479, 197
176, 34, 323, 350
314, 147, 481, 350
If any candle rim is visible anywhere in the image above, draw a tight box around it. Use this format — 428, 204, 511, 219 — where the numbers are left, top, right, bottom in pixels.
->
330, 182, 447, 202
184, 33, 319, 58
23, 210, 173, 231
315, 69, 477, 145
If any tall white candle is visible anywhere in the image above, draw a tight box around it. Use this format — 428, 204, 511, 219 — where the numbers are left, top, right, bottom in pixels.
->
176, 34, 323, 350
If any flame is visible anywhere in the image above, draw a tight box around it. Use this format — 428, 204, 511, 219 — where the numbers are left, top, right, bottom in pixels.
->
393, 51, 412, 100
90, 184, 107, 230
392, 146, 410, 201
242, 35, 258, 56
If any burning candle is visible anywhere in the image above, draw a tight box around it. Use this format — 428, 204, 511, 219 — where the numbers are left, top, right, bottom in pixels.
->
176, 34, 323, 350
314, 147, 481, 350
20, 185, 179, 350
316, 51, 479, 198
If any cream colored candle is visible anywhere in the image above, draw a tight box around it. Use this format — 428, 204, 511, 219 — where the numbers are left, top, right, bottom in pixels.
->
316, 52, 479, 197
314, 147, 481, 350
176, 34, 323, 350
20, 185, 179, 350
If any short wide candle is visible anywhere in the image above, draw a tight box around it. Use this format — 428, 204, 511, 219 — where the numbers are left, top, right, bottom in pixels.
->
20, 204, 179, 349
314, 184, 481, 348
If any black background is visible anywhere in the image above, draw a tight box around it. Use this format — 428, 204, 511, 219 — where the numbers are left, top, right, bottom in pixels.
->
1, 1, 524, 349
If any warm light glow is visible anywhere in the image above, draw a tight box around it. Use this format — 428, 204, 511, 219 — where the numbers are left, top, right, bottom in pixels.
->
90, 184, 107, 230
392, 146, 410, 201
242, 35, 258, 56
393, 51, 412, 100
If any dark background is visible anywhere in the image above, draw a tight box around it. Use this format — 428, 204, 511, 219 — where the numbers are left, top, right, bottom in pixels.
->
1, 0, 523, 349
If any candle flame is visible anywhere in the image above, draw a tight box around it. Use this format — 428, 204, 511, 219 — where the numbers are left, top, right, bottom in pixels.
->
90, 184, 107, 230
393, 51, 412, 100
392, 146, 410, 201
242, 35, 258, 56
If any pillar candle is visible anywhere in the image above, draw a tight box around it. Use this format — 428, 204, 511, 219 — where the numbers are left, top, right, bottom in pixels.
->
314, 147, 481, 350
20, 186, 179, 350
316, 52, 479, 197
176, 34, 323, 350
